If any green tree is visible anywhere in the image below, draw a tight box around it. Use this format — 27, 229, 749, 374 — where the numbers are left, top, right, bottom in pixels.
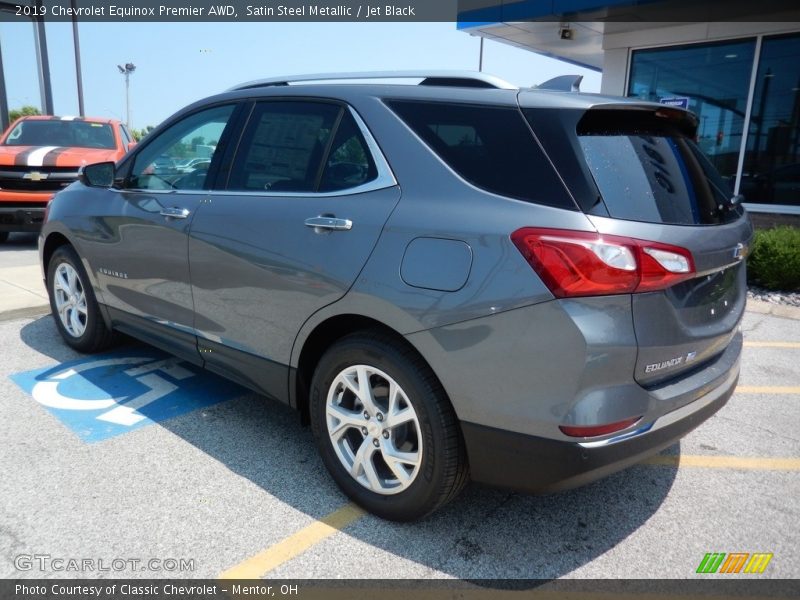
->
9, 105, 41, 122
190, 135, 205, 149
130, 125, 155, 141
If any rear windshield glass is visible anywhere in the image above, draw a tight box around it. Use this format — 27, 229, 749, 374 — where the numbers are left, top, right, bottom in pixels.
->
388, 100, 575, 210
3, 119, 116, 150
574, 110, 741, 225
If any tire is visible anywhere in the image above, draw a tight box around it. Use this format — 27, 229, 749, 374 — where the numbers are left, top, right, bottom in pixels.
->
0, 232, 8, 243
310, 331, 469, 521
47, 244, 115, 353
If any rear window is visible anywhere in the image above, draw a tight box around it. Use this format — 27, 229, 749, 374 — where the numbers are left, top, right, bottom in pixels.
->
574, 109, 741, 225
388, 100, 575, 209
3, 119, 116, 150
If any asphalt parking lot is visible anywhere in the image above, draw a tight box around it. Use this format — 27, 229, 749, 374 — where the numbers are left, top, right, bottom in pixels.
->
0, 234, 798, 582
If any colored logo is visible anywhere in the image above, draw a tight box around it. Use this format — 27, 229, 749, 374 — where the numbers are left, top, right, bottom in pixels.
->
10, 348, 245, 443
697, 552, 773, 574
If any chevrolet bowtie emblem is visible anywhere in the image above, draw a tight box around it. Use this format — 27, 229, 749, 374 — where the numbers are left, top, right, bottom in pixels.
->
23, 171, 49, 181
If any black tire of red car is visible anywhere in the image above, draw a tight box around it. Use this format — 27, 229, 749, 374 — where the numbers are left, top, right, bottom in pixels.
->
309, 331, 469, 521
47, 245, 115, 353
0, 232, 8, 243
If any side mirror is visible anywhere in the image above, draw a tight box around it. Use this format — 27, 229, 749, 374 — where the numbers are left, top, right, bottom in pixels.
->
127, 141, 137, 151
79, 161, 116, 188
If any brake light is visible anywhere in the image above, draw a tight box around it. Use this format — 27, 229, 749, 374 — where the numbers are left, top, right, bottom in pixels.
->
559, 416, 642, 438
510, 228, 695, 298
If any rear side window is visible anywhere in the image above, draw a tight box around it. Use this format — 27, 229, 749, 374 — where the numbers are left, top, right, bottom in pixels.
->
228, 102, 340, 193
388, 101, 575, 209
574, 110, 742, 225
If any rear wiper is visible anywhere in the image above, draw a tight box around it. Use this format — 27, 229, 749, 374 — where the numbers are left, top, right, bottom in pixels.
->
716, 193, 744, 216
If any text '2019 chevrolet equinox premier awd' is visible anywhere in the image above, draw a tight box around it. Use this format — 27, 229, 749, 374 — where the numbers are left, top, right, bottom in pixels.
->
40, 72, 752, 521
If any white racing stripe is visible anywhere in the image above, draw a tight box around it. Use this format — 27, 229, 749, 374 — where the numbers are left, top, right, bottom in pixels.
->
26, 145, 58, 166
60, 116, 77, 121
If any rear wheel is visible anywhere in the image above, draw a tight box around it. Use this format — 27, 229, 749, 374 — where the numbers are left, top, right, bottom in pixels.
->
310, 331, 468, 521
47, 245, 114, 353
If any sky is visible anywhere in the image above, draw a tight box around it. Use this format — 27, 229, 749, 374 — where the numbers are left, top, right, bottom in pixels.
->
0, 21, 601, 130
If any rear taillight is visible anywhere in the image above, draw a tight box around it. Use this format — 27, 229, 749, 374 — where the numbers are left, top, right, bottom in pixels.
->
510, 227, 695, 298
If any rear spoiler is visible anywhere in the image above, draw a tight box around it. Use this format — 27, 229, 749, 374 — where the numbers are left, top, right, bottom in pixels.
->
578, 103, 699, 138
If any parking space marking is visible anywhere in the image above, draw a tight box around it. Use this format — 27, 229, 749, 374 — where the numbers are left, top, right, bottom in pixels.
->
743, 341, 800, 348
218, 452, 798, 579
218, 503, 366, 579
644, 455, 800, 470
736, 386, 800, 394
9, 348, 245, 442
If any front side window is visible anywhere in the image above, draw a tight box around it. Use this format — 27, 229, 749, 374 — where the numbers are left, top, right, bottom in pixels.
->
128, 105, 234, 191
119, 125, 132, 146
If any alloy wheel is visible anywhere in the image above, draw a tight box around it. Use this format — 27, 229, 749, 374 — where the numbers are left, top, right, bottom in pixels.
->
325, 365, 423, 495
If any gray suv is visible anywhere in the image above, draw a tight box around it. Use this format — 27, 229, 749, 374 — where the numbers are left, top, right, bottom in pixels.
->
39, 71, 752, 521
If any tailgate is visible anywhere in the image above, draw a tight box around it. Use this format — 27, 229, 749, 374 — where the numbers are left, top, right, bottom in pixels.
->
522, 98, 753, 387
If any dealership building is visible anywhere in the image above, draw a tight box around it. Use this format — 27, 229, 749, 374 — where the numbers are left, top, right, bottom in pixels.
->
459, 1, 800, 225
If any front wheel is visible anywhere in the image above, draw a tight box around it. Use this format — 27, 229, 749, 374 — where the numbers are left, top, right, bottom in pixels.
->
47, 244, 114, 353
310, 332, 468, 521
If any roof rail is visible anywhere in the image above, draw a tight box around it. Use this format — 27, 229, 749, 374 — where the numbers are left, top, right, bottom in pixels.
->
536, 75, 583, 92
228, 71, 517, 91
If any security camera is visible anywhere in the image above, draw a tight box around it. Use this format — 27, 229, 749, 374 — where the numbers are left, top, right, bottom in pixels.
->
559, 27, 573, 40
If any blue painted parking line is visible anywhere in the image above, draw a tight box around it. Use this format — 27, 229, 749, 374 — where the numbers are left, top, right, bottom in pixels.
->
10, 348, 245, 443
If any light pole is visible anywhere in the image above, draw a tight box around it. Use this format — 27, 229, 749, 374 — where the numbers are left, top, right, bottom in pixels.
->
117, 62, 136, 128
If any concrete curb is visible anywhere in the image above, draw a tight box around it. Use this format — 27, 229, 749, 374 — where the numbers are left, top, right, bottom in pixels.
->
0, 305, 50, 322
746, 298, 800, 321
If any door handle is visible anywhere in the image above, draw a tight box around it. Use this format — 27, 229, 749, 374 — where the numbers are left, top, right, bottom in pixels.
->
304, 216, 353, 231
160, 207, 190, 219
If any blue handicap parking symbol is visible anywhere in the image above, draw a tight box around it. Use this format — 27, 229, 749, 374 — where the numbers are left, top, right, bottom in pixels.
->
10, 348, 245, 443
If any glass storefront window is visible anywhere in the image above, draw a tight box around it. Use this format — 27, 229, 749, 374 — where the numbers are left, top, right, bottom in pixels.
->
740, 33, 800, 207
628, 39, 756, 193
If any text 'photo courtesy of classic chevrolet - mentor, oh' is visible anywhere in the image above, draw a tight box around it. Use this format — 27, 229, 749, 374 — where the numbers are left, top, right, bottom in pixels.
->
38, 71, 753, 521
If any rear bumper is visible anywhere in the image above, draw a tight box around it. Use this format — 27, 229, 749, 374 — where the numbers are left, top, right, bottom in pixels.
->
0, 201, 48, 232
463, 362, 737, 494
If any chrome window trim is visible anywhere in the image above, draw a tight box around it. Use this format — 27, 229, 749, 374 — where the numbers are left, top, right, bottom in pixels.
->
119, 106, 397, 198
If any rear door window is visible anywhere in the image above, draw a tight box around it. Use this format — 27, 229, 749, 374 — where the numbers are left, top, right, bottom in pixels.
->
318, 110, 377, 192
388, 100, 576, 210
227, 102, 341, 193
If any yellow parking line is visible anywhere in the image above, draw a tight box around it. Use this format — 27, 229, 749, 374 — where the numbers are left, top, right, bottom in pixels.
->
218, 503, 365, 579
218, 453, 798, 579
737, 386, 800, 394
744, 341, 800, 348
644, 454, 800, 470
